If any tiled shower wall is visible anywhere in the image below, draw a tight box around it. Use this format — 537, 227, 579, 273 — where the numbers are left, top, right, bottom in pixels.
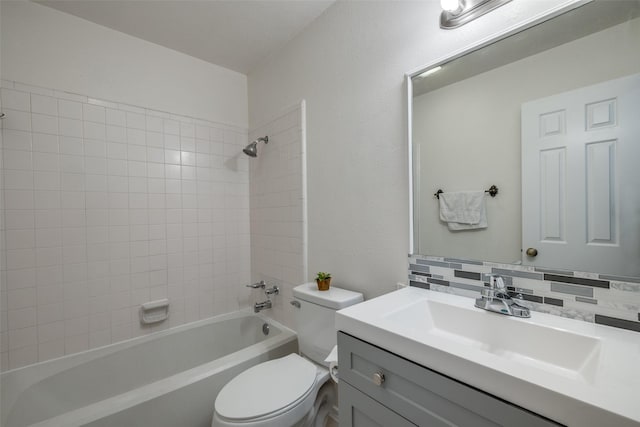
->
248, 102, 306, 329
409, 255, 640, 333
0, 81, 251, 370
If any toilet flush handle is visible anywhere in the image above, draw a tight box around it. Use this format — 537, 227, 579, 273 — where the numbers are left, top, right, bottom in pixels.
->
290, 300, 301, 308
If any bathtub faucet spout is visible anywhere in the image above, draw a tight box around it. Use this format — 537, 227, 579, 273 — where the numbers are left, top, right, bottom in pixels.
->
254, 300, 272, 313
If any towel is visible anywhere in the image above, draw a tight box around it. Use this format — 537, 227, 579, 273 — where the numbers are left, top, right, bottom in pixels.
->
439, 191, 488, 230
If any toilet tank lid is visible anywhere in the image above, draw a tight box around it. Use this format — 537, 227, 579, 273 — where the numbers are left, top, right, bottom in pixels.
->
293, 283, 363, 309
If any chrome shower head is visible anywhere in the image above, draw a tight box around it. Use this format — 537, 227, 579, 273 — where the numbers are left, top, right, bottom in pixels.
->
243, 136, 268, 157
243, 141, 258, 157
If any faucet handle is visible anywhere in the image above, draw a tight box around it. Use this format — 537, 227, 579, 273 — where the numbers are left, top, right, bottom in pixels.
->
487, 274, 507, 290
264, 286, 279, 296
246, 280, 267, 289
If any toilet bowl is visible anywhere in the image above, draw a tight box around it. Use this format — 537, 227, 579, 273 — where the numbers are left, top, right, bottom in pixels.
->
212, 354, 333, 427
212, 283, 363, 427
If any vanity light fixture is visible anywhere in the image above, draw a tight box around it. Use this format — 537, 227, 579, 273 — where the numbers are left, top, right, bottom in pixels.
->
440, 0, 512, 29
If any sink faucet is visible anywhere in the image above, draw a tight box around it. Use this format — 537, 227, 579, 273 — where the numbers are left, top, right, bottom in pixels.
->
246, 281, 279, 313
475, 275, 530, 318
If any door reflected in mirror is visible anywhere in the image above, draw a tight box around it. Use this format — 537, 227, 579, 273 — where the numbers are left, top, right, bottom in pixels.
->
409, 1, 640, 278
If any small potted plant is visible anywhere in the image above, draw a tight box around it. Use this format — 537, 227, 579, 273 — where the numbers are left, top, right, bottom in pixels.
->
315, 272, 332, 291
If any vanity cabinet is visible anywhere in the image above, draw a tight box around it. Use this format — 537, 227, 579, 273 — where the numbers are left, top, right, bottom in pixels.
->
337, 332, 564, 427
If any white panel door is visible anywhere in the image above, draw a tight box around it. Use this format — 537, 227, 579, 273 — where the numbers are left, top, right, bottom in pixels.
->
521, 74, 640, 273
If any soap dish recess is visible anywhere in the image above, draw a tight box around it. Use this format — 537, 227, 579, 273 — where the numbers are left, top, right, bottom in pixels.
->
140, 299, 170, 324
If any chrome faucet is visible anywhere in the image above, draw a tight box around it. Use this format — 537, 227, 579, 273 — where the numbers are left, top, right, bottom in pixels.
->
475, 274, 530, 318
246, 281, 279, 313
253, 300, 272, 313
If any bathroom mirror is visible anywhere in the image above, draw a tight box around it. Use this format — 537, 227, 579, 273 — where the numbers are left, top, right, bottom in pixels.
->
408, 0, 640, 278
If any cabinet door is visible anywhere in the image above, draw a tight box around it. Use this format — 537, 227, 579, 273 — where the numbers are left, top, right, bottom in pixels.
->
340, 381, 416, 427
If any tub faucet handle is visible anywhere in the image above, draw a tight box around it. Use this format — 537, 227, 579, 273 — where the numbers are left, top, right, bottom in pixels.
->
246, 280, 267, 289
264, 286, 279, 296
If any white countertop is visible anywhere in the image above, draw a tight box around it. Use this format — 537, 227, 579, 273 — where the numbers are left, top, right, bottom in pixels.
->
335, 287, 640, 427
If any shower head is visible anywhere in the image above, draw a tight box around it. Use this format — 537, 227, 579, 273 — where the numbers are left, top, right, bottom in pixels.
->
243, 141, 258, 157
243, 136, 269, 157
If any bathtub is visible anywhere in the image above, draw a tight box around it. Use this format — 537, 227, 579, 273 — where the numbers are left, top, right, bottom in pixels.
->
1, 311, 297, 427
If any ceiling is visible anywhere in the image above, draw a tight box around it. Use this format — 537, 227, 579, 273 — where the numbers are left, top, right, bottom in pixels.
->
36, 0, 334, 75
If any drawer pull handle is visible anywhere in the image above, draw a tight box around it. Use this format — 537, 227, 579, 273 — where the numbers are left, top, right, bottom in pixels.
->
372, 371, 385, 386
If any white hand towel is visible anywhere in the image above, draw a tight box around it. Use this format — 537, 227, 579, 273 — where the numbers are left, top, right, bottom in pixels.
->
439, 191, 486, 225
447, 201, 488, 230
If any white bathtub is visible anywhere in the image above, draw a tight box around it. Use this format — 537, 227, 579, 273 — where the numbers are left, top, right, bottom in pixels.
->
1, 311, 297, 427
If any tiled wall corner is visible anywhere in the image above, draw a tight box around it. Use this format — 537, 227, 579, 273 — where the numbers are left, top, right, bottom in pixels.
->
249, 102, 307, 330
0, 81, 251, 370
409, 254, 640, 333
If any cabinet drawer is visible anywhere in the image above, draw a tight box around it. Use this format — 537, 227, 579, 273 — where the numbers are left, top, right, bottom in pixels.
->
340, 381, 416, 427
338, 332, 563, 427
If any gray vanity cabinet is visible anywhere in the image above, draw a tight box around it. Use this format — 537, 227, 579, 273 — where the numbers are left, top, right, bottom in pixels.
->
337, 332, 564, 427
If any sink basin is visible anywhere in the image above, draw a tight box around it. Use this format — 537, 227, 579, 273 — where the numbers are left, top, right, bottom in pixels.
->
383, 298, 601, 382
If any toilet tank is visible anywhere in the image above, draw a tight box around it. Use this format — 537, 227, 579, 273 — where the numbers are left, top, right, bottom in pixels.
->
292, 283, 363, 365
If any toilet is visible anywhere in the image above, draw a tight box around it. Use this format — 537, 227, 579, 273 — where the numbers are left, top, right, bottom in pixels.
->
212, 283, 364, 427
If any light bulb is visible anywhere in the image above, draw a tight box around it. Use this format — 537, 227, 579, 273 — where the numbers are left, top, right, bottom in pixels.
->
441, 0, 461, 12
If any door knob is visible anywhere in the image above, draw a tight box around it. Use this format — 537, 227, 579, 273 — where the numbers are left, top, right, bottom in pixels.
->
526, 248, 538, 257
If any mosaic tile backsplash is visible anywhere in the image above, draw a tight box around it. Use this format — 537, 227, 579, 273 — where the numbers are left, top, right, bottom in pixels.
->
409, 255, 640, 333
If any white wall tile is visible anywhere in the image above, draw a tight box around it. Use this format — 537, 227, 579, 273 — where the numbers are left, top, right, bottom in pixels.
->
164, 134, 180, 150
83, 104, 106, 124
6, 229, 35, 250
59, 118, 83, 138
83, 122, 106, 141
7, 288, 36, 310
36, 247, 63, 267
84, 174, 107, 192
59, 137, 83, 155
5, 210, 35, 230
33, 152, 59, 172
127, 145, 146, 162
32, 133, 58, 153
126, 112, 146, 130
9, 344, 37, 370
32, 114, 58, 135
127, 128, 145, 145
3, 170, 34, 190
146, 132, 163, 147
106, 125, 126, 143
37, 320, 64, 343
3, 130, 33, 151
34, 171, 60, 191
84, 140, 106, 157
146, 116, 163, 133
1, 89, 30, 111
106, 109, 126, 127
8, 307, 37, 330
58, 100, 83, 119
4, 190, 34, 210
1, 82, 250, 369
31, 95, 58, 116
38, 339, 65, 361
4, 110, 32, 132
163, 119, 180, 135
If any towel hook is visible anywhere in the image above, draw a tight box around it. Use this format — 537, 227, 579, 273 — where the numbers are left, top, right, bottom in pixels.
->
434, 185, 499, 199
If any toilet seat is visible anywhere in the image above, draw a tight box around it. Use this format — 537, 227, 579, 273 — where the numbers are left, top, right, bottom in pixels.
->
215, 354, 318, 422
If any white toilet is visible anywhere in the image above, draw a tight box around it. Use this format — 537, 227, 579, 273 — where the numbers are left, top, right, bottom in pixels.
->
212, 283, 363, 427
